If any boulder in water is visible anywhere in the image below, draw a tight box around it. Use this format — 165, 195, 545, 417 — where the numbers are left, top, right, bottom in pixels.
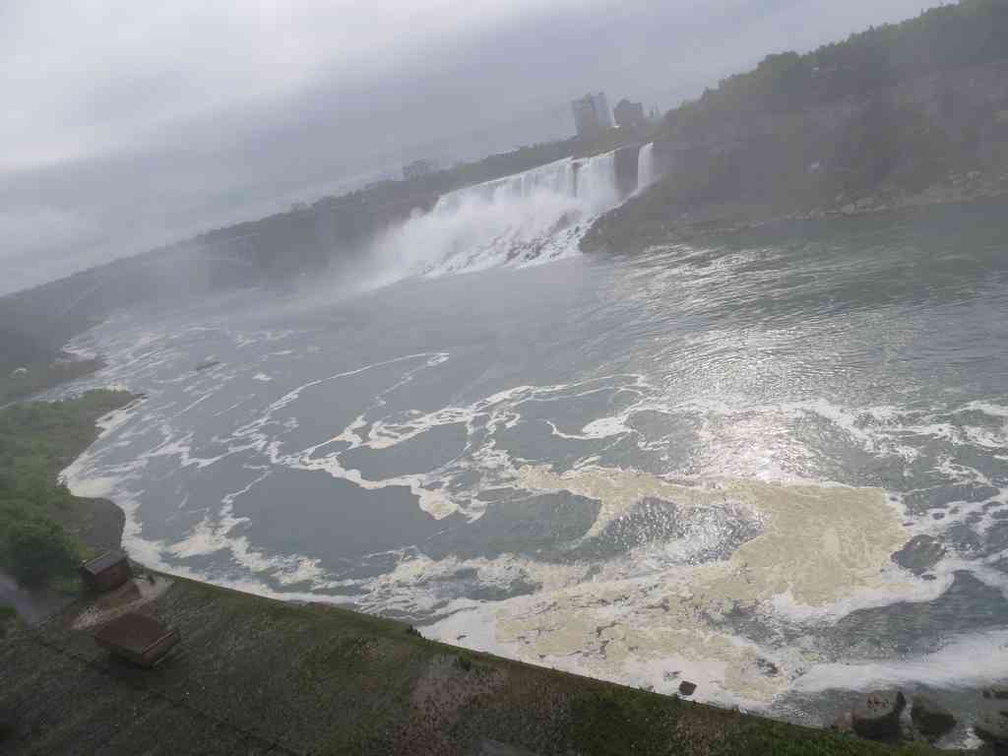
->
891, 535, 945, 574
678, 680, 697, 696
852, 690, 905, 740
910, 695, 955, 738
974, 703, 1008, 746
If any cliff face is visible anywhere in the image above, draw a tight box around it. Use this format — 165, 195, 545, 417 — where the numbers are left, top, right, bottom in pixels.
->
583, 62, 1008, 252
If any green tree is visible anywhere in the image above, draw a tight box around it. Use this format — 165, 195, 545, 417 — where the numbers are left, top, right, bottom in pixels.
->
0, 503, 78, 587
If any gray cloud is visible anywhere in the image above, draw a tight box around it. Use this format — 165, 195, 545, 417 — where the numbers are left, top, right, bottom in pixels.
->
1, 0, 940, 295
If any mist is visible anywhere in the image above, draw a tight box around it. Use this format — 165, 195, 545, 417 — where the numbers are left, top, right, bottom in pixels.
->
1, 0, 941, 296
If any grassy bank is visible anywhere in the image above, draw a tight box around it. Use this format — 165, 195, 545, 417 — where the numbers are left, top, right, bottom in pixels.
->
0, 390, 136, 587
1, 572, 939, 755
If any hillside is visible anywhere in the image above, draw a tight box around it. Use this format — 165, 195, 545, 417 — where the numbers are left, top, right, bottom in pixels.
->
583, 0, 1008, 251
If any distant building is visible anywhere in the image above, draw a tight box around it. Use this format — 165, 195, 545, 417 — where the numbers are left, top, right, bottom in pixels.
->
571, 92, 614, 138
402, 159, 436, 180
613, 99, 646, 128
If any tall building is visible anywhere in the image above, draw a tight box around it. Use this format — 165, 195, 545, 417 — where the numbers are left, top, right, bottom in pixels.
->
571, 92, 614, 138
592, 93, 614, 129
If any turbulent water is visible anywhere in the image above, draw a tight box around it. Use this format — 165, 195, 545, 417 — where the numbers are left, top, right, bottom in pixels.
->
55, 189, 1008, 736
363, 148, 642, 287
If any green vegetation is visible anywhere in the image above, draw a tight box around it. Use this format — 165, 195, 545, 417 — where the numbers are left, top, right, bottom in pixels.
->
0, 507, 77, 586
0, 357, 102, 406
2, 572, 937, 754
585, 0, 1008, 252
661, 0, 1008, 140
0, 605, 15, 638
0, 390, 134, 587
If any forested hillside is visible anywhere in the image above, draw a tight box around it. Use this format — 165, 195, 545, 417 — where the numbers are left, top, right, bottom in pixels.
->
663, 0, 1008, 136
584, 0, 1008, 251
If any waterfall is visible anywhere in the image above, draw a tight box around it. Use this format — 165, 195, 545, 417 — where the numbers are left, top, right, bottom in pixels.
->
575, 151, 619, 213
366, 151, 625, 284
636, 142, 656, 192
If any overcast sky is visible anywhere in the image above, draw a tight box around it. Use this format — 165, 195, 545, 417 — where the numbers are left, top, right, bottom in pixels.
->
1, 0, 942, 295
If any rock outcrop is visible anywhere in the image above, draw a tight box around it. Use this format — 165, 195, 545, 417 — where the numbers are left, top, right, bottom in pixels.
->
678, 680, 697, 696
975, 705, 1008, 747
910, 695, 956, 739
976, 689, 1008, 748
852, 690, 906, 740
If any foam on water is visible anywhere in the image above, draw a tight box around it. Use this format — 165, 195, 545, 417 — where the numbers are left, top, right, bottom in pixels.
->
364, 151, 627, 287
411, 465, 937, 707
794, 628, 1008, 692
54, 282, 1008, 716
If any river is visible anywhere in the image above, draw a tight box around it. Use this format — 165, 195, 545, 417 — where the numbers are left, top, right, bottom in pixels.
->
53, 187, 1008, 731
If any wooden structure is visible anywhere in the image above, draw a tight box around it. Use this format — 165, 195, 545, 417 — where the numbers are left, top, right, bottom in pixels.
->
79, 551, 132, 593
94, 612, 180, 667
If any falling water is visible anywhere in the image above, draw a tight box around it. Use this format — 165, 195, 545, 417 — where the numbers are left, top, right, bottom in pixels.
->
636, 142, 656, 192
575, 150, 620, 213
366, 151, 626, 284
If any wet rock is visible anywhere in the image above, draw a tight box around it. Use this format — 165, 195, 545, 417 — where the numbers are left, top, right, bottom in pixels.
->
974, 703, 1008, 746
910, 695, 956, 738
678, 680, 697, 696
852, 690, 905, 740
984, 688, 1008, 701
891, 535, 945, 575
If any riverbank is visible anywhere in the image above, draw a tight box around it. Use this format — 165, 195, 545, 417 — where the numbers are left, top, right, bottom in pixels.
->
0, 390, 949, 755
582, 169, 1008, 253
0, 354, 103, 408
1, 568, 941, 756
0, 390, 136, 590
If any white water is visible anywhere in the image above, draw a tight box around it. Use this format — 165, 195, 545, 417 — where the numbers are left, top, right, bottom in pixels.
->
365, 150, 626, 286
636, 142, 656, 192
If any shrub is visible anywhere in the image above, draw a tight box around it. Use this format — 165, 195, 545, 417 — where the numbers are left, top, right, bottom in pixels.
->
0, 510, 78, 587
